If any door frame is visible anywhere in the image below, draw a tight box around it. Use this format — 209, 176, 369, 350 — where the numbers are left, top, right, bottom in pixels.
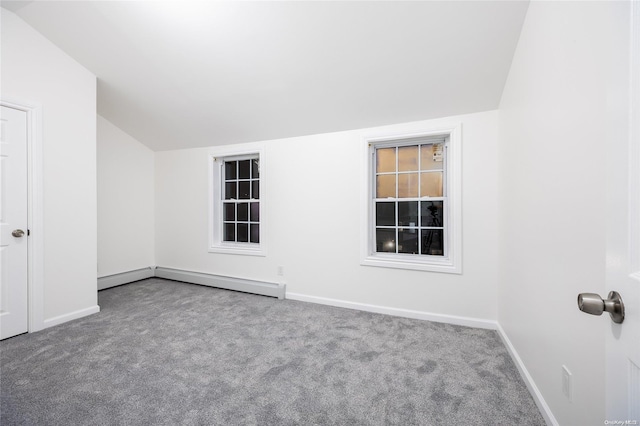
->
1, 99, 44, 333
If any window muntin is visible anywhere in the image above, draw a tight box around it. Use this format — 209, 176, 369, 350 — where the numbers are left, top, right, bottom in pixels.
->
222, 157, 260, 244
209, 148, 264, 257
373, 140, 447, 257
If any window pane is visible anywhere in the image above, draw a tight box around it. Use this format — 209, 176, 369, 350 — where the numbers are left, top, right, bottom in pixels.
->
398, 229, 419, 254
237, 223, 249, 242
421, 229, 444, 256
223, 203, 235, 221
225, 161, 237, 180
420, 172, 443, 197
376, 228, 396, 253
421, 201, 443, 227
421, 144, 444, 171
239, 181, 250, 199
398, 145, 418, 171
252, 159, 260, 178
398, 201, 418, 227
376, 175, 396, 198
376, 148, 396, 173
398, 173, 419, 198
225, 182, 237, 200
239, 160, 251, 179
250, 224, 260, 243
376, 202, 395, 226
223, 223, 235, 242
251, 180, 259, 199
250, 202, 259, 222
237, 202, 248, 221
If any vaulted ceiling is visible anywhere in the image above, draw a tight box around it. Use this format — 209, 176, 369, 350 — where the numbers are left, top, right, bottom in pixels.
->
3, 1, 529, 151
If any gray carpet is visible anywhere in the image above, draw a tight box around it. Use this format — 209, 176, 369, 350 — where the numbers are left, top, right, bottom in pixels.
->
1, 278, 544, 425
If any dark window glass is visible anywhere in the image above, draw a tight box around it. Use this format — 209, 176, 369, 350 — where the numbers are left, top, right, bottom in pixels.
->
252, 159, 260, 179
223, 223, 235, 242
398, 229, 419, 254
223, 203, 235, 221
239, 160, 251, 179
250, 224, 260, 243
239, 181, 250, 199
250, 202, 259, 222
376, 228, 396, 253
398, 201, 418, 226
225, 182, 236, 200
252, 180, 259, 199
237, 223, 249, 242
421, 201, 443, 227
376, 202, 395, 226
237, 203, 249, 221
225, 161, 237, 180
421, 229, 444, 256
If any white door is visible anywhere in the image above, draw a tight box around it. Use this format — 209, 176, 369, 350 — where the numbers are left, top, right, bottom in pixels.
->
604, 2, 640, 421
0, 105, 29, 340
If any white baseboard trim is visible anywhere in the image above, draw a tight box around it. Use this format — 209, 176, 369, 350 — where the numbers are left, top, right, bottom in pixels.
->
496, 323, 558, 426
285, 292, 498, 330
155, 267, 285, 299
43, 305, 100, 329
98, 267, 156, 290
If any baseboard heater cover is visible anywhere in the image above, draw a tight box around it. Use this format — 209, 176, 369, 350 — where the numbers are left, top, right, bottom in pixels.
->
155, 267, 285, 299
98, 267, 155, 290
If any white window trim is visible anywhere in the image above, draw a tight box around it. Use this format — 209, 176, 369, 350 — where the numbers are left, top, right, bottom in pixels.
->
360, 124, 462, 273
208, 145, 266, 257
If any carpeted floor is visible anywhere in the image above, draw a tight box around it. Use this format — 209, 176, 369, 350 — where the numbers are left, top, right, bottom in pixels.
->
1, 278, 545, 425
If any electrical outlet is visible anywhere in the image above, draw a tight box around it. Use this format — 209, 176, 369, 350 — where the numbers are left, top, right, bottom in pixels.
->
277, 266, 284, 276
562, 365, 572, 402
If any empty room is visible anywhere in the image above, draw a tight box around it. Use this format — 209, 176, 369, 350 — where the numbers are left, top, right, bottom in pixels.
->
1, 1, 638, 425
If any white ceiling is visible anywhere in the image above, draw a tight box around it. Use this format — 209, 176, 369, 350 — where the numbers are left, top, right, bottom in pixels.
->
4, 1, 529, 151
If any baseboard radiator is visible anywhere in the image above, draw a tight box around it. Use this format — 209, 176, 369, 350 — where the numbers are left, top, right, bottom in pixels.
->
98, 267, 155, 290
99, 266, 285, 299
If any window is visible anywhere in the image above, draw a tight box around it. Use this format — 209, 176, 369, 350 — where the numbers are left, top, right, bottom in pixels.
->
361, 126, 461, 273
209, 147, 265, 256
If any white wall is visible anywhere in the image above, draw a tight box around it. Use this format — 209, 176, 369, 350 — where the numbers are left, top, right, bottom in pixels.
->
1, 10, 98, 321
497, 2, 629, 424
97, 115, 155, 277
156, 111, 500, 322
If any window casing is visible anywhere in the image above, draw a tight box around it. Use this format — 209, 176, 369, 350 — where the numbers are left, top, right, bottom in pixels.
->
209, 148, 265, 256
362, 126, 461, 273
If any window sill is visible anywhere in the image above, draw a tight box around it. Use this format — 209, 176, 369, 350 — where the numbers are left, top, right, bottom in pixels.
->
209, 244, 265, 257
361, 254, 461, 274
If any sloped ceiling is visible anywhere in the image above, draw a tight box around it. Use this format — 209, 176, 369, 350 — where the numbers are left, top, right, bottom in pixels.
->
3, 1, 529, 151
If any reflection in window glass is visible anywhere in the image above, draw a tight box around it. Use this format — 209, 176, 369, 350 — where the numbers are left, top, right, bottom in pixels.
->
225, 182, 237, 200
376, 175, 396, 198
398, 229, 419, 254
250, 202, 259, 222
237, 203, 248, 221
239, 160, 251, 179
376, 228, 396, 253
398, 145, 418, 171
421, 201, 443, 227
376, 148, 396, 173
398, 173, 419, 198
420, 144, 444, 171
374, 140, 446, 256
225, 161, 237, 180
398, 201, 418, 226
220, 155, 260, 245
421, 229, 444, 255
224, 203, 235, 221
376, 202, 395, 226
420, 172, 443, 197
